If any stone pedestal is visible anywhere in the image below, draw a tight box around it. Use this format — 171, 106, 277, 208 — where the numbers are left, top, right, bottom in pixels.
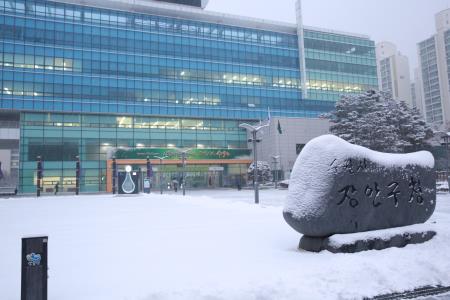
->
299, 225, 436, 253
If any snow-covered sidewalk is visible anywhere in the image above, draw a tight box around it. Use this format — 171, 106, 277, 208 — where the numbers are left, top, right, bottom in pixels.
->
1, 189, 449, 300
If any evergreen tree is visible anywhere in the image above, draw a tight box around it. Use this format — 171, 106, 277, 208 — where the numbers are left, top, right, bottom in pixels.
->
392, 101, 433, 151
325, 90, 433, 152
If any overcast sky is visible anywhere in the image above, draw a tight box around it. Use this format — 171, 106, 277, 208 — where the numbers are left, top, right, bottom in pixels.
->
206, 0, 450, 77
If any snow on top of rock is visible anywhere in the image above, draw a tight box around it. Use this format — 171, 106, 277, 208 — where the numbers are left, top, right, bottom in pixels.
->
304, 135, 434, 169
328, 223, 436, 248
284, 135, 435, 219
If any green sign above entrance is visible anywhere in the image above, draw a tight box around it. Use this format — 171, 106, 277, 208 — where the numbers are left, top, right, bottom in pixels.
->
114, 148, 251, 160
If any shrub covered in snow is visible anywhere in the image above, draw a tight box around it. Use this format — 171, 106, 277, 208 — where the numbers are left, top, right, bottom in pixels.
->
247, 161, 272, 183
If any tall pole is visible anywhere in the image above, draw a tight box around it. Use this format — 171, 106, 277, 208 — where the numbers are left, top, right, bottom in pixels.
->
239, 163, 242, 189
447, 135, 450, 193
273, 157, 277, 189
112, 157, 117, 195
75, 155, 80, 195
252, 130, 259, 204
160, 158, 163, 194
182, 152, 186, 196
36, 156, 42, 197
296, 0, 308, 99
155, 155, 167, 195
239, 122, 268, 205
275, 159, 278, 189
174, 149, 190, 196
444, 134, 450, 177
271, 155, 280, 189
146, 156, 152, 194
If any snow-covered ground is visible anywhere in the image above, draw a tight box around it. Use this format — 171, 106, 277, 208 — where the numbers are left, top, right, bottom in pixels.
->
1, 189, 450, 300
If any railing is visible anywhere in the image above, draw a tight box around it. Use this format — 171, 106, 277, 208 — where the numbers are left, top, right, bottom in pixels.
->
0, 186, 17, 196
437, 171, 450, 182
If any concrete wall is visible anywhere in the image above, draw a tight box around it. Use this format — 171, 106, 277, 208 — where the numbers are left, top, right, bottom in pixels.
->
252, 117, 330, 179
0, 149, 11, 175
0, 128, 19, 140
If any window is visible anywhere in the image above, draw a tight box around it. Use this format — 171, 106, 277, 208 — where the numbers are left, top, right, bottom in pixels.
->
296, 144, 305, 155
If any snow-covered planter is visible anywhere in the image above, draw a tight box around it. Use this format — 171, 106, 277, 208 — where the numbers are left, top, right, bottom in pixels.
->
283, 135, 436, 238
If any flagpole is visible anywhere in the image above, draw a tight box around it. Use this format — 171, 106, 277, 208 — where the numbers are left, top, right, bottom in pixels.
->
276, 119, 281, 179
276, 119, 280, 156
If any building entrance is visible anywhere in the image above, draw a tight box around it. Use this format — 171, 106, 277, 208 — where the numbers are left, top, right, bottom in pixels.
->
106, 148, 252, 192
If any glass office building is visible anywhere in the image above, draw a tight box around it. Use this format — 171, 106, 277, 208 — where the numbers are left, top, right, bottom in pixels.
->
0, 0, 378, 193
304, 28, 378, 102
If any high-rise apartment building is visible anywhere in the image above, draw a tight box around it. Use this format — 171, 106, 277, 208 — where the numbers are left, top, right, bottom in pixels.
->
417, 9, 450, 125
0, 0, 378, 192
411, 68, 425, 114
376, 41, 412, 105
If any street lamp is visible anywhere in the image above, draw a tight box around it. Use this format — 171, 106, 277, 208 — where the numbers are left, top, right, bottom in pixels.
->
112, 157, 117, 195
154, 155, 168, 195
271, 155, 280, 189
178, 149, 192, 196
75, 155, 80, 195
444, 134, 450, 174
438, 132, 450, 180
239, 122, 269, 204
36, 156, 42, 197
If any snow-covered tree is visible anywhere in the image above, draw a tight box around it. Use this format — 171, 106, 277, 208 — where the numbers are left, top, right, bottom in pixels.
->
391, 101, 434, 151
247, 161, 272, 183
324, 90, 433, 152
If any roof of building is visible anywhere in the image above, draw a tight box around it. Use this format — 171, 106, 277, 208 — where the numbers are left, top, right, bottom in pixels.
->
151, 0, 209, 9
51, 0, 371, 39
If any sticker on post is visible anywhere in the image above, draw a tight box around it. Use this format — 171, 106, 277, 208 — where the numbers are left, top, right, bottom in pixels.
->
26, 253, 42, 266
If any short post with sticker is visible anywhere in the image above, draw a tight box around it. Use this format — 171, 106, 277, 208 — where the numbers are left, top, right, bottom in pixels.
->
21, 236, 48, 300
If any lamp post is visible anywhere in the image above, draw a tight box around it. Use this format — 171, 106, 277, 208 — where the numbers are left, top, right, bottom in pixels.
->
145, 156, 153, 194
271, 155, 280, 189
154, 155, 168, 195
441, 133, 450, 179
36, 156, 42, 197
112, 157, 117, 195
239, 122, 269, 204
445, 134, 450, 174
75, 155, 80, 195
178, 149, 191, 196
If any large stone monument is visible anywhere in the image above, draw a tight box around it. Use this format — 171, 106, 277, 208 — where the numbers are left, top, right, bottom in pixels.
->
283, 135, 436, 253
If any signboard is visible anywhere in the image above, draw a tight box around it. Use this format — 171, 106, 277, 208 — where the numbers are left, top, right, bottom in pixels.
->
209, 166, 224, 171
21, 236, 48, 300
115, 148, 251, 160
143, 178, 151, 194
144, 179, 151, 189
118, 171, 139, 194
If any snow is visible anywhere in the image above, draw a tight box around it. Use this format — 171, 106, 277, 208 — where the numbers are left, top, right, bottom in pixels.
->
328, 223, 436, 248
437, 181, 449, 193
1, 189, 450, 300
284, 134, 435, 219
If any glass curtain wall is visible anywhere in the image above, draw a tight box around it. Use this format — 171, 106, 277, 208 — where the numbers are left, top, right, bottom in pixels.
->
304, 29, 378, 102
20, 112, 247, 193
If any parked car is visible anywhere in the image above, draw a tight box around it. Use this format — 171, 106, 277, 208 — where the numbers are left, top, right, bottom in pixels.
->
279, 180, 289, 189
